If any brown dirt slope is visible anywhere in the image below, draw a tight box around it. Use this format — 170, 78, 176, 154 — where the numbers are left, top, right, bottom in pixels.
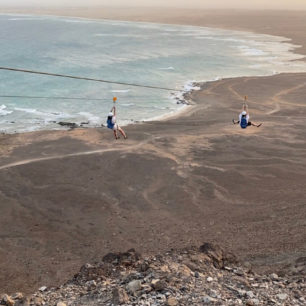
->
0, 73, 306, 294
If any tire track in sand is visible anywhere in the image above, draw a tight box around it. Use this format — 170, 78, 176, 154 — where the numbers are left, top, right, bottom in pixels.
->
0, 141, 147, 171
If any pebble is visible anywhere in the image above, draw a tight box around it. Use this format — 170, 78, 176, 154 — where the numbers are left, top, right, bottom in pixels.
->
270, 273, 278, 280
167, 297, 178, 306
38, 286, 47, 292
246, 298, 259, 305
209, 289, 218, 298
276, 293, 288, 300
246, 291, 254, 298
202, 295, 215, 304
126, 280, 142, 294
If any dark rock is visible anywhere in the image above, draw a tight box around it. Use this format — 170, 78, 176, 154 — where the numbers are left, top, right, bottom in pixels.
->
102, 249, 140, 266
58, 122, 78, 128
1, 294, 15, 306
199, 243, 224, 268
112, 288, 129, 305
121, 273, 141, 284
11, 293, 23, 300
151, 279, 167, 291
199, 243, 237, 268
72, 263, 113, 284
183, 260, 199, 272
138, 262, 150, 272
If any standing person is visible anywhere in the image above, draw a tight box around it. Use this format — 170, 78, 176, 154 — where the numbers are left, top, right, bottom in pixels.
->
232, 97, 262, 128
106, 98, 127, 139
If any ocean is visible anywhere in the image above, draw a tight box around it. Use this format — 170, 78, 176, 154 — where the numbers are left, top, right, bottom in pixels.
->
0, 14, 306, 133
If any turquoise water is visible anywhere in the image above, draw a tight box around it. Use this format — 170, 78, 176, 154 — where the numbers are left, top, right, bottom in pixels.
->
0, 14, 306, 133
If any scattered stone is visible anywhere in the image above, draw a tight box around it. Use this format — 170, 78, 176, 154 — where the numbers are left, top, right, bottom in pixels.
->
3, 243, 304, 306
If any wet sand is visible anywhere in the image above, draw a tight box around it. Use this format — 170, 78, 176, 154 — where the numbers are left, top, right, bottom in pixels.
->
0, 8, 306, 294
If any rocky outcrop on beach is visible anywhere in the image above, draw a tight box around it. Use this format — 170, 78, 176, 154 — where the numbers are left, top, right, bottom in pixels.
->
1, 243, 305, 306
57, 122, 90, 129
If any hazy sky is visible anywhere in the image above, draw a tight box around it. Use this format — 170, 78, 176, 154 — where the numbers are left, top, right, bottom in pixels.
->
1, 0, 306, 10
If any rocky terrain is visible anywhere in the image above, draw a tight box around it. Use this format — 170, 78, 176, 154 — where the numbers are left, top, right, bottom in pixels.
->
1, 243, 305, 306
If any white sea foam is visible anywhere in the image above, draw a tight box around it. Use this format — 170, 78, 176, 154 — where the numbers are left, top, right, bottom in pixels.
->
183, 81, 201, 92
94, 33, 146, 38
121, 103, 135, 107
159, 67, 175, 70
14, 107, 73, 119
64, 19, 95, 24
8, 18, 42, 21
238, 46, 266, 56
168, 80, 202, 109
14, 107, 39, 114
78, 112, 100, 125
111, 89, 131, 93
0, 105, 12, 116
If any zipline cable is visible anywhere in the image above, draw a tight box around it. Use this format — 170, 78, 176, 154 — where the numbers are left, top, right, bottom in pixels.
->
0, 66, 181, 92
0, 95, 135, 101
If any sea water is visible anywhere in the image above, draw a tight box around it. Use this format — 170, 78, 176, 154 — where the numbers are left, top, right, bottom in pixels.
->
0, 14, 306, 133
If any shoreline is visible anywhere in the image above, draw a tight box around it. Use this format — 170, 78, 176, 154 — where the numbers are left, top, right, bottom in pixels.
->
1, 13, 306, 135
0, 9, 306, 294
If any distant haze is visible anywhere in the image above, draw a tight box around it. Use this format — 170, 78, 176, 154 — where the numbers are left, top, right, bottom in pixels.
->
1, 0, 306, 10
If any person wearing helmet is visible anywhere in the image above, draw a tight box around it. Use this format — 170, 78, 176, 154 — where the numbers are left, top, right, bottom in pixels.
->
107, 106, 127, 139
232, 103, 262, 128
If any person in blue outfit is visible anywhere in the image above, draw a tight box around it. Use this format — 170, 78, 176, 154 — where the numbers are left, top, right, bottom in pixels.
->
233, 102, 262, 128
107, 105, 127, 139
